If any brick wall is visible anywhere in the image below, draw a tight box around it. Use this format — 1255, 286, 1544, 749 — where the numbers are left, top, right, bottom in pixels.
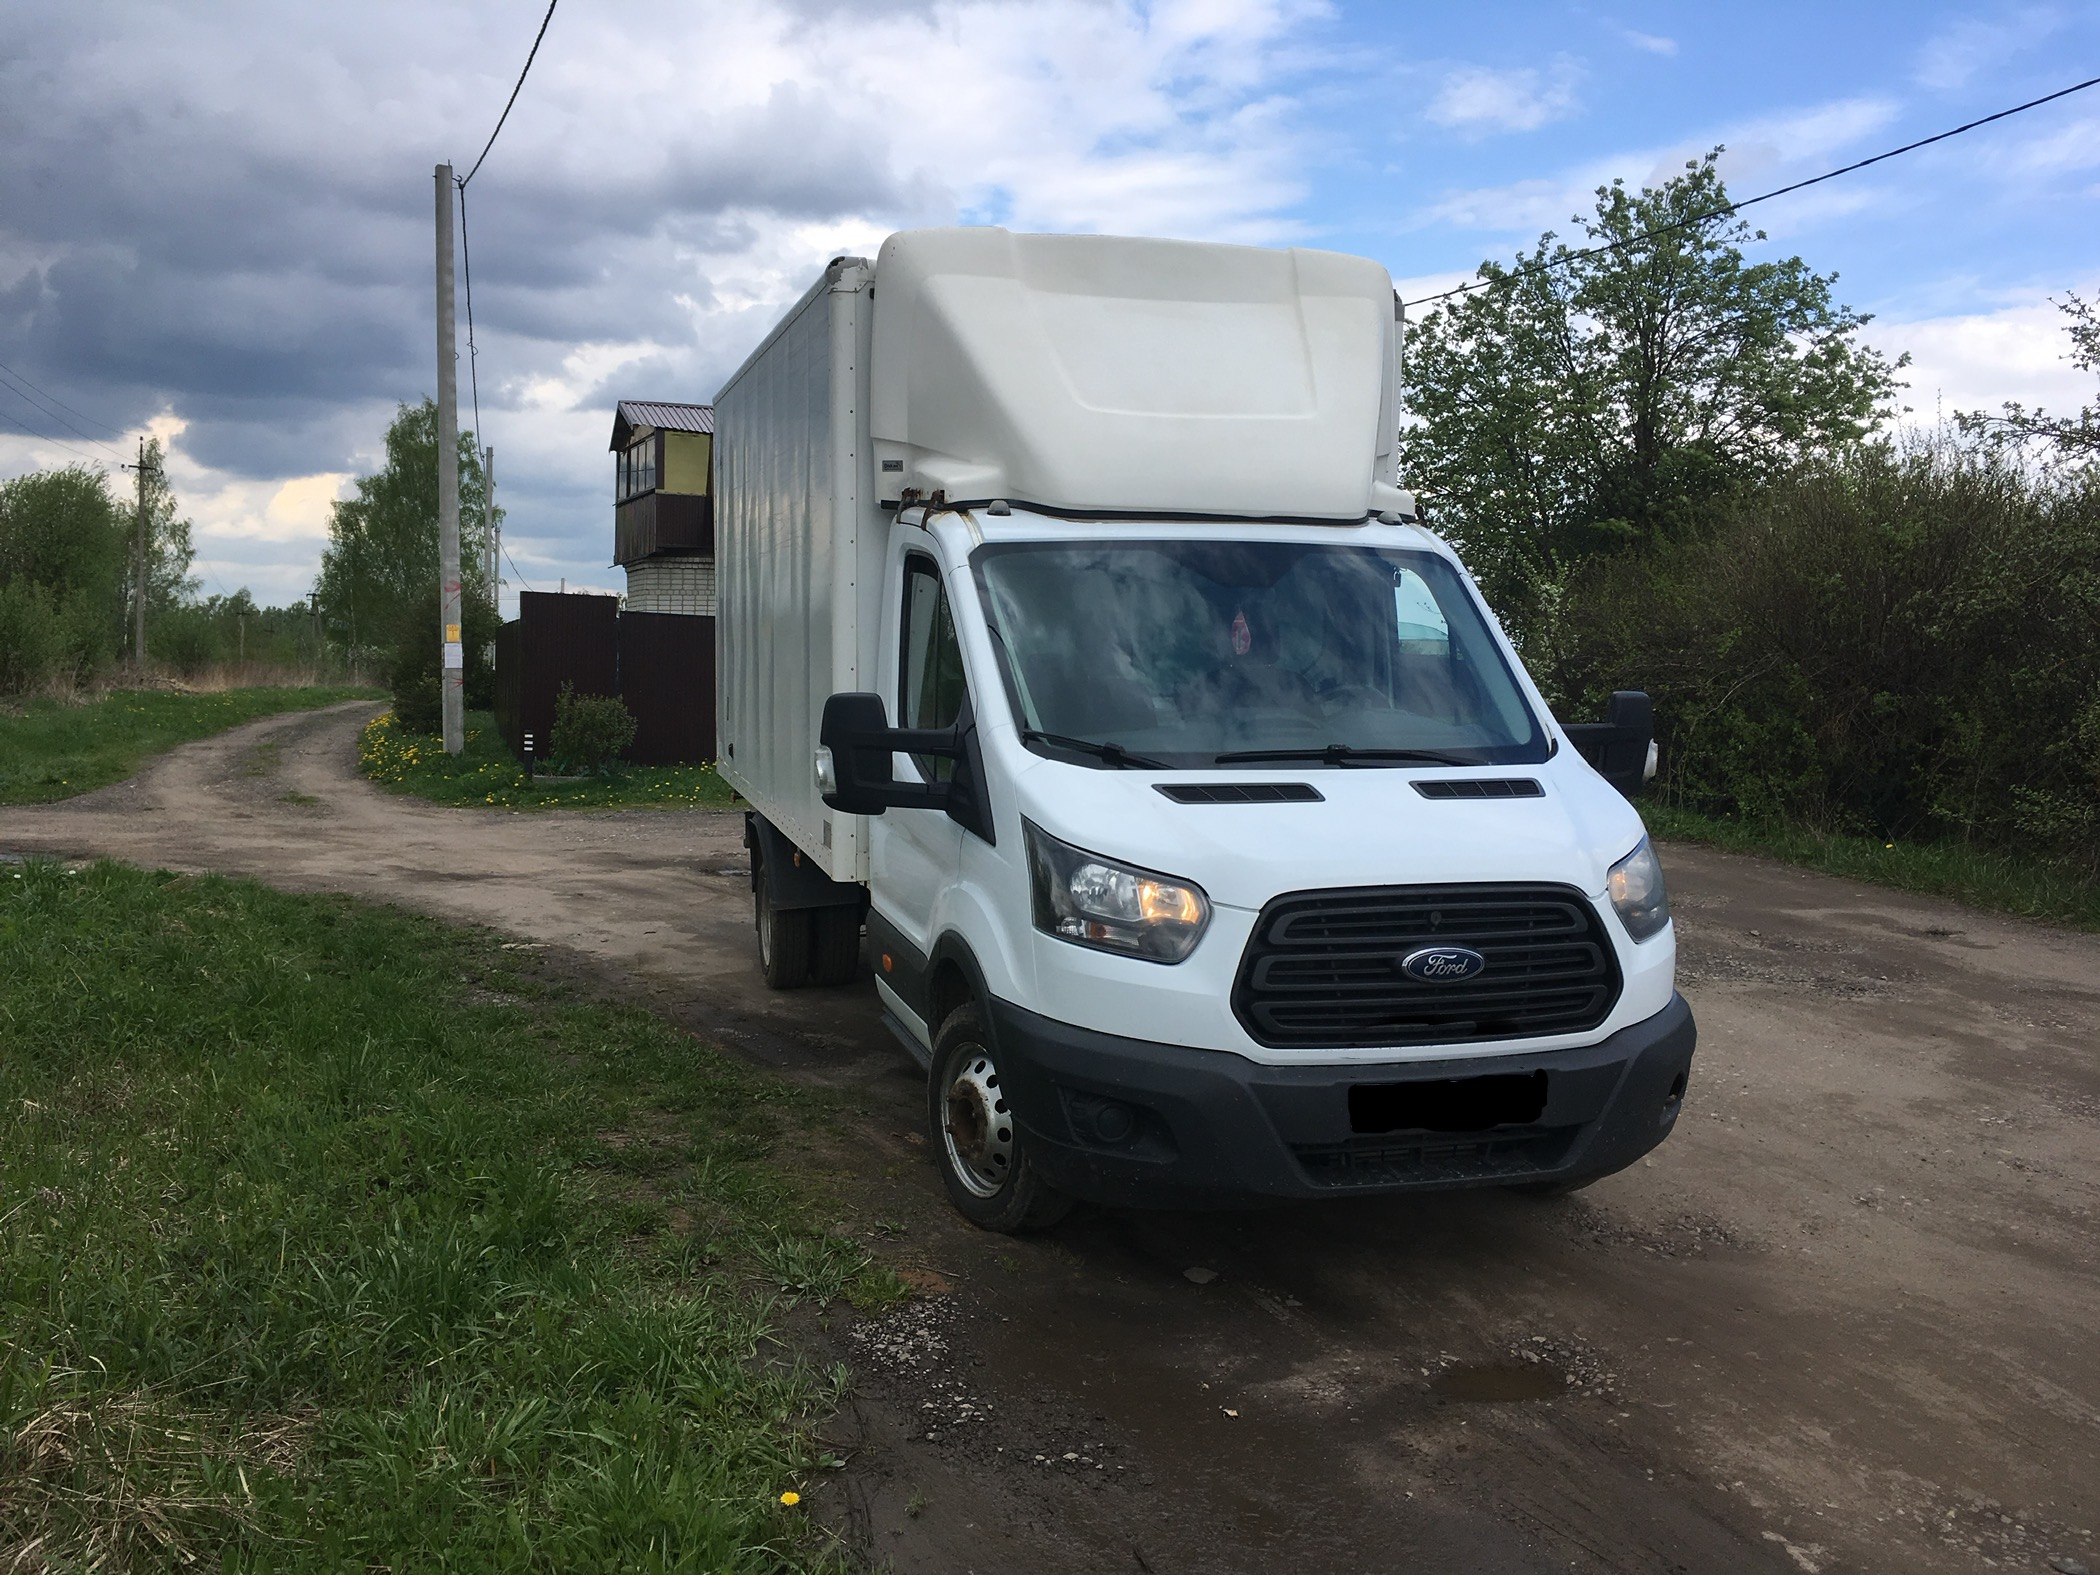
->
624, 556, 716, 615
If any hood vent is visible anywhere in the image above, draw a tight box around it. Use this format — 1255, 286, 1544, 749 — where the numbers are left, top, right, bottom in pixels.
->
1412, 779, 1543, 800
1156, 782, 1324, 804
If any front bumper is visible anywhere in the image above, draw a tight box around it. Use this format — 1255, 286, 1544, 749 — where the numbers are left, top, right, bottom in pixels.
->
986, 993, 1697, 1207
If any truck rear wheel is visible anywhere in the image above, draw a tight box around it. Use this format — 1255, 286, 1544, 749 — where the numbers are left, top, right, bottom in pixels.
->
809, 906, 862, 987
928, 1003, 1072, 1233
755, 879, 811, 989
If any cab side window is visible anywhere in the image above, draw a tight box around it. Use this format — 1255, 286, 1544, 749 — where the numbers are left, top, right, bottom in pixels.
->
900, 557, 967, 781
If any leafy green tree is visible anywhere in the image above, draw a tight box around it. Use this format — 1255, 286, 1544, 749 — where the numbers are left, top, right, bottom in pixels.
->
0, 464, 129, 688
1399, 153, 1902, 660
315, 398, 495, 661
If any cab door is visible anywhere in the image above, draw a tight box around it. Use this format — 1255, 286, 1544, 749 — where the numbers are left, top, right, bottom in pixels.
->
868, 534, 969, 1017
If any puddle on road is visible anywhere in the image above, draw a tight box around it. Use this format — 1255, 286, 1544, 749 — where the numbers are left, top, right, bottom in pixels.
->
1432, 1362, 1565, 1402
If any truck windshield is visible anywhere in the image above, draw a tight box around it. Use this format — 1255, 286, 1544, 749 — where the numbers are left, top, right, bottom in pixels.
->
972, 540, 1547, 768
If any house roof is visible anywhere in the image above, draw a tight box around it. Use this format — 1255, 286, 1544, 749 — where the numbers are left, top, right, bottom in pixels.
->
611, 400, 714, 450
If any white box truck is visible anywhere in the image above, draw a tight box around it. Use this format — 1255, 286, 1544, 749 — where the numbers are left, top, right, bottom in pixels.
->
715, 229, 1692, 1231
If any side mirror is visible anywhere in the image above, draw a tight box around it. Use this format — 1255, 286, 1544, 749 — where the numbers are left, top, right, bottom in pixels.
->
818, 692, 955, 815
1564, 690, 1655, 799
818, 692, 998, 843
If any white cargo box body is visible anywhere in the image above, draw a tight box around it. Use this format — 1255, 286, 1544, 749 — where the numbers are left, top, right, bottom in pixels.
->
714, 229, 1408, 880
713, 257, 883, 883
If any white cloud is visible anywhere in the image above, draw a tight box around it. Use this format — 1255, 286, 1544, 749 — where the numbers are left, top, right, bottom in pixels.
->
1912, 9, 2060, 91
1617, 28, 1677, 57
2002, 113, 2100, 177
1, 0, 1336, 608
1875, 285, 2099, 422
1426, 58, 1583, 136
1420, 94, 1900, 234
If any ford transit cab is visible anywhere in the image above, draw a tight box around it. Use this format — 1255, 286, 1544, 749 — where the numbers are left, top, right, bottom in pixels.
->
713, 229, 1694, 1231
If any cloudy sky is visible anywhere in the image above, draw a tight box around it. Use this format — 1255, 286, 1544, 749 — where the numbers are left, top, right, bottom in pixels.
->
2, 0, 2096, 612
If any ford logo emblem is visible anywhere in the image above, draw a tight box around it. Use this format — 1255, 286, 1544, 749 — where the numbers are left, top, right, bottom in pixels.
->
1400, 946, 1486, 983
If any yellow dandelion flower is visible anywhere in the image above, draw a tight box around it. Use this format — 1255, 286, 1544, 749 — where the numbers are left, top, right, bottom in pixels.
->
779, 1491, 801, 1507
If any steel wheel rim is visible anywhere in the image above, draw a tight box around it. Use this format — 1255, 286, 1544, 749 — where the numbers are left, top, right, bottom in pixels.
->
941, 1050, 1014, 1199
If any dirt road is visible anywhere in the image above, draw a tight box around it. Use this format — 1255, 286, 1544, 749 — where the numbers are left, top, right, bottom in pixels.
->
5, 701, 2095, 1575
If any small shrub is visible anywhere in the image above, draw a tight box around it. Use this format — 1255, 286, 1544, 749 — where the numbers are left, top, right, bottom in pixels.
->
150, 604, 223, 676
0, 578, 67, 693
384, 588, 498, 737
550, 683, 636, 772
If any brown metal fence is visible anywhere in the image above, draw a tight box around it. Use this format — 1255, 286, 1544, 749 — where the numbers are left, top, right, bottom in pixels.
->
618, 611, 716, 765
493, 591, 618, 759
494, 592, 716, 765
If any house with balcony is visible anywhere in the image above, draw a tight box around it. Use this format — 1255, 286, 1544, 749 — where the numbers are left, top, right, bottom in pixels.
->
611, 399, 714, 614
493, 399, 718, 767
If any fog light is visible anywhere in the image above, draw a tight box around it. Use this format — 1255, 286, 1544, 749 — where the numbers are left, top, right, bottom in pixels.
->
1092, 1101, 1137, 1144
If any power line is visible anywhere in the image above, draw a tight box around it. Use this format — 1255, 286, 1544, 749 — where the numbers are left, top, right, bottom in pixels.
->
0, 356, 126, 436
447, 0, 560, 616
459, 0, 559, 188
0, 407, 107, 464
458, 180, 484, 454
1401, 72, 2100, 311
503, 543, 534, 593
0, 369, 126, 457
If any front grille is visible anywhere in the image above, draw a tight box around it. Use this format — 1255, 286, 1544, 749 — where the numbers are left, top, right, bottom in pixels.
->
1292, 1127, 1578, 1188
1233, 883, 1619, 1048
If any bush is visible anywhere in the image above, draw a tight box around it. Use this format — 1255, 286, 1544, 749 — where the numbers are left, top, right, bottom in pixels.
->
1553, 436, 2100, 867
550, 683, 636, 772
0, 579, 67, 693
384, 586, 499, 737
150, 604, 223, 676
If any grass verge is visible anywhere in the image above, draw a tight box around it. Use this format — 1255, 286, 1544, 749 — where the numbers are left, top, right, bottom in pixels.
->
1645, 804, 2100, 931
0, 860, 897, 1570
360, 709, 738, 811
0, 686, 379, 805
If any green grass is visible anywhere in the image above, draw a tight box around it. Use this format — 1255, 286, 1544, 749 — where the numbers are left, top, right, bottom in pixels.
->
361, 709, 738, 811
1645, 804, 2100, 931
0, 860, 897, 1571
0, 686, 380, 805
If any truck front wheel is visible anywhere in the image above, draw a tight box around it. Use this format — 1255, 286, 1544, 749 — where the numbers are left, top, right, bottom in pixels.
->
928, 1003, 1072, 1233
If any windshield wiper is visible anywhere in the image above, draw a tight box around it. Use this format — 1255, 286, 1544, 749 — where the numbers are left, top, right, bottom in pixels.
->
1213, 744, 1477, 767
1022, 729, 1167, 769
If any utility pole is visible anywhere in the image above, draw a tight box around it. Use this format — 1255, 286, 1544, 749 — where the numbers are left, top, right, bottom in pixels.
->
121, 437, 152, 669
484, 444, 499, 612
133, 437, 148, 666
435, 163, 465, 753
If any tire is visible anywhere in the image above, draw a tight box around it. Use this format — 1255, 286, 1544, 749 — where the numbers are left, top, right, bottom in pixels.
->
809, 906, 863, 987
755, 876, 811, 989
927, 1003, 1072, 1233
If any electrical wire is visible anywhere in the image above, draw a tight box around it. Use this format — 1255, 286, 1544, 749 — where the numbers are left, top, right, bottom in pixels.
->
459, 0, 559, 188
0, 408, 108, 464
0, 371, 126, 458
0, 356, 126, 437
458, 181, 484, 455
1401, 72, 2100, 311
449, 0, 560, 607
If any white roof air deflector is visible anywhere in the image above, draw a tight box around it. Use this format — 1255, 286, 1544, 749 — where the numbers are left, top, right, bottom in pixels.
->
869, 228, 1401, 521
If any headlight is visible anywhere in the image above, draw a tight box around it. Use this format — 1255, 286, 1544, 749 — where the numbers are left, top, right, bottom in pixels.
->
1607, 837, 1670, 942
1026, 821, 1211, 963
